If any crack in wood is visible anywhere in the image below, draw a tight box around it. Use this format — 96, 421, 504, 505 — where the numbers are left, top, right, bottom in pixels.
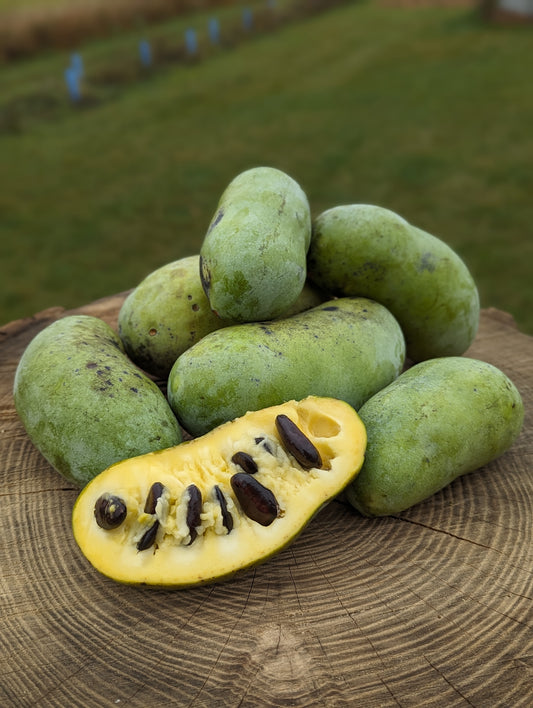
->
424, 656, 476, 706
392, 516, 500, 552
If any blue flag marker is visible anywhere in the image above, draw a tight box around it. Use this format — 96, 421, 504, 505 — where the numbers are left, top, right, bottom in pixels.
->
70, 53, 84, 78
139, 39, 152, 68
64, 66, 81, 103
208, 17, 220, 45
242, 8, 253, 31
185, 28, 198, 56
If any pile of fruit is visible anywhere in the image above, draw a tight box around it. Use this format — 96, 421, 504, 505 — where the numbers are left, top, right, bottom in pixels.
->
13, 166, 524, 587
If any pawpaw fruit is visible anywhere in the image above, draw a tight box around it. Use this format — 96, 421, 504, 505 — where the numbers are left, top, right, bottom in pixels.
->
307, 204, 480, 362
118, 255, 327, 380
72, 396, 367, 587
345, 357, 524, 516
167, 297, 406, 437
13, 315, 182, 487
200, 166, 312, 322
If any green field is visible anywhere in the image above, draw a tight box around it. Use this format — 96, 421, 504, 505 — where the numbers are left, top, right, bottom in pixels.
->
0, 0, 81, 8
1, 1, 532, 335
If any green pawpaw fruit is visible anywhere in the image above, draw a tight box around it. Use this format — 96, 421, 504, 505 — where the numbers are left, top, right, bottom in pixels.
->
307, 204, 480, 362
72, 396, 367, 587
345, 357, 524, 516
167, 297, 406, 437
13, 315, 182, 487
200, 166, 312, 322
118, 255, 326, 380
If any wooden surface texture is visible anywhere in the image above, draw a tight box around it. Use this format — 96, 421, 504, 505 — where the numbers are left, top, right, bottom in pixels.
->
0, 296, 531, 707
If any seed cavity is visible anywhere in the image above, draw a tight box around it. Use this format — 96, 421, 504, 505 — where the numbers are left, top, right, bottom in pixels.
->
231, 451, 258, 475
275, 414, 322, 469
214, 485, 233, 533
94, 494, 127, 530
230, 473, 279, 526
185, 484, 202, 544
255, 436, 275, 455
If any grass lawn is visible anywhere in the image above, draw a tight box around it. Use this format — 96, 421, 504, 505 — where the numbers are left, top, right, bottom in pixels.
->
0, 0, 81, 8
1, 0, 532, 335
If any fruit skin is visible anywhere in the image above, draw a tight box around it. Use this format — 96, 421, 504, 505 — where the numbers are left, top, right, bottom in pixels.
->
118, 256, 231, 380
307, 204, 480, 362
167, 297, 406, 437
200, 166, 312, 322
345, 357, 524, 517
71, 396, 367, 587
118, 255, 327, 380
13, 315, 182, 487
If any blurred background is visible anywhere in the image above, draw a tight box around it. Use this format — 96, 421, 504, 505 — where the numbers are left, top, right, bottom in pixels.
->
1, 0, 532, 333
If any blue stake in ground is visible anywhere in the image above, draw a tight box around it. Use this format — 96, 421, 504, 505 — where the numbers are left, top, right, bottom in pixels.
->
64, 66, 81, 102
208, 17, 220, 45
242, 7, 253, 31
65, 53, 83, 103
139, 39, 152, 68
185, 28, 198, 56
70, 53, 84, 78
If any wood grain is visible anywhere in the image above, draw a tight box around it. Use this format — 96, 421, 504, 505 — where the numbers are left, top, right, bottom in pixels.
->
0, 297, 531, 707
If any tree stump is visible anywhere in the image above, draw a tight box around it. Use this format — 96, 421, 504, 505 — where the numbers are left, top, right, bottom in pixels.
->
0, 296, 531, 707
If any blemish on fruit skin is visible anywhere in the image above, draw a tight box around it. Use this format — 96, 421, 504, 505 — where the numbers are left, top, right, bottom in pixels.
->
418, 252, 436, 273
208, 208, 224, 232
86, 362, 98, 369
130, 387, 139, 393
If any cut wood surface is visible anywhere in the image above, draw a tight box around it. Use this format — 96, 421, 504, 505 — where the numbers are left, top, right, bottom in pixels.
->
0, 296, 531, 707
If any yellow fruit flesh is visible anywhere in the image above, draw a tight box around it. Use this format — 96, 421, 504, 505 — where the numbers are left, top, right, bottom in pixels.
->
72, 396, 366, 587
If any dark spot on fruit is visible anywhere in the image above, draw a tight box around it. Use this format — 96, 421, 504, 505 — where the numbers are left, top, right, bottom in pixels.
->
149, 328, 157, 336
200, 256, 211, 295
208, 208, 224, 231
86, 362, 97, 369
418, 252, 436, 273
192, 304, 199, 312
321, 306, 339, 311
130, 387, 138, 393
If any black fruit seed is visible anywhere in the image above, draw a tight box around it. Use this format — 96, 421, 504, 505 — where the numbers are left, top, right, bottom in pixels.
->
144, 481, 165, 514
275, 414, 322, 469
230, 473, 279, 526
185, 484, 202, 544
137, 520, 159, 551
231, 451, 258, 475
214, 485, 233, 533
94, 494, 127, 530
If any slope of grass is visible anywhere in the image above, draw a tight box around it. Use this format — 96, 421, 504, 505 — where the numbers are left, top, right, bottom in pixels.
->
1, 1, 532, 335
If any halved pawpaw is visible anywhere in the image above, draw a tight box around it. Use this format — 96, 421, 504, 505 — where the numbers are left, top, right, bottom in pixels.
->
72, 396, 366, 587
